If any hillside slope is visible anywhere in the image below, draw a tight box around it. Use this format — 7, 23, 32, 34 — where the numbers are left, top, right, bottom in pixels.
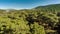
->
34, 4, 60, 12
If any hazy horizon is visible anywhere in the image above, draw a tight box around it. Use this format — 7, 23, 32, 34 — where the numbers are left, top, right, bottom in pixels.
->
0, 0, 60, 9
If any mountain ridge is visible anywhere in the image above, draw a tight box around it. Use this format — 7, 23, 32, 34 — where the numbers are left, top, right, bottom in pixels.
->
35, 4, 60, 9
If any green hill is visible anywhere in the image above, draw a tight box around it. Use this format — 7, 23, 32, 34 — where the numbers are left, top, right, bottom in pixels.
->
35, 4, 60, 9
34, 4, 60, 12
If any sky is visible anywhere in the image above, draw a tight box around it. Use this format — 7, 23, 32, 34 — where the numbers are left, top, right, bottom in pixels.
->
0, 0, 60, 9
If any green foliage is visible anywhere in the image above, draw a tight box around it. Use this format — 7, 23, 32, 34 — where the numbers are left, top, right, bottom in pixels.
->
30, 23, 45, 34
0, 4, 60, 34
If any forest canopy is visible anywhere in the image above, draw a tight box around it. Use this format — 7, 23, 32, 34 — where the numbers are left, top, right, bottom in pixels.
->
0, 4, 60, 34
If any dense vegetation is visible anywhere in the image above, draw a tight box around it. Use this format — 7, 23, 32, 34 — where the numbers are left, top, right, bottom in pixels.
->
0, 4, 60, 34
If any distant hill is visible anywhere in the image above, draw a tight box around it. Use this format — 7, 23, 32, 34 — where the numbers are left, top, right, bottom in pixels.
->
0, 4, 60, 12
35, 4, 60, 11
